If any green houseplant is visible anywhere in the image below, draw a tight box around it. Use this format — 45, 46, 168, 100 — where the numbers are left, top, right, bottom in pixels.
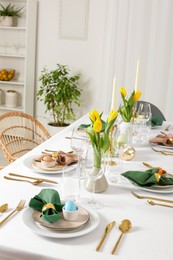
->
37, 64, 81, 127
0, 3, 23, 26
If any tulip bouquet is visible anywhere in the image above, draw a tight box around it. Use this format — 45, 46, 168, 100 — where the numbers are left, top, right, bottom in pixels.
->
119, 87, 141, 122
86, 109, 118, 168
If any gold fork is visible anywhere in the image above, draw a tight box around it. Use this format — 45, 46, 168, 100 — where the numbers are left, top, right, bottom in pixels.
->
131, 191, 173, 204
0, 200, 26, 226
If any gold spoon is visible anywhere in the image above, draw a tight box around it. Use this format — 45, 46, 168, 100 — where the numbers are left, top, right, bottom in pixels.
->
147, 200, 173, 208
111, 219, 132, 255
121, 146, 136, 161
96, 221, 115, 251
0, 203, 8, 213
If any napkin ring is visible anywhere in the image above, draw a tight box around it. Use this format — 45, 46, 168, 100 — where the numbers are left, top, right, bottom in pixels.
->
154, 173, 161, 183
42, 203, 56, 212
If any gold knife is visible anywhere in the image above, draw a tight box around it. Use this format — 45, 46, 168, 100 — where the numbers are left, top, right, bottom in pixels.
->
8, 173, 58, 184
96, 221, 115, 251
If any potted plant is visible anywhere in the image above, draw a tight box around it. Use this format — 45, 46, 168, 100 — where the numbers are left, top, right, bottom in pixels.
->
0, 3, 23, 26
37, 64, 82, 128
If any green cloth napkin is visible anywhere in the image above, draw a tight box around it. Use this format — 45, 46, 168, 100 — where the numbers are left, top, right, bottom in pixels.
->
151, 116, 163, 127
78, 120, 106, 131
29, 189, 64, 223
121, 168, 173, 187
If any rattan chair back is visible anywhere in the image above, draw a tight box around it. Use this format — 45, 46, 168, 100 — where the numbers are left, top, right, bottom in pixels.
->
0, 112, 51, 163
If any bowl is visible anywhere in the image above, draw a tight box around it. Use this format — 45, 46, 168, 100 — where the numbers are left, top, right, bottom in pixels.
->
0, 69, 15, 81
41, 155, 56, 168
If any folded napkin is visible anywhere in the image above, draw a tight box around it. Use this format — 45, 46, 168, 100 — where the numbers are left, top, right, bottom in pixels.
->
29, 189, 64, 223
122, 168, 173, 187
151, 116, 163, 127
34, 151, 78, 165
149, 134, 173, 147
78, 120, 106, 132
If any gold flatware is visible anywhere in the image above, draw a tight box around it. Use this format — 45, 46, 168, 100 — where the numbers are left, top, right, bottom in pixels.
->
147, 200, 173, 208
0, 200, 25, 225
0, 203, 8, 213
44, 149, 73, 153
143, 162, 153, 168
131, 191, 173, 204
4, 176, 44, 185
8, 173, 58, 184
96, 221, 115, 251
151, 147, 173, 155
111, 219, 132, 255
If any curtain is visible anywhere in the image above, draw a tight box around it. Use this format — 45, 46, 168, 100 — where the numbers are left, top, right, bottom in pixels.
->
101, 0, 173, 121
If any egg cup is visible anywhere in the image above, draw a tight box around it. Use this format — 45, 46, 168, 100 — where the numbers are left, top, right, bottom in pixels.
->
62, 206, 79, 221
41, 158, 56, 168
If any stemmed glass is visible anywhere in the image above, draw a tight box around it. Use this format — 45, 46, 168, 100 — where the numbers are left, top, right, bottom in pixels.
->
70, 127, 89, 201
84, 145, 105, 210
108, 126, 129, 184
135, 103, 152, 143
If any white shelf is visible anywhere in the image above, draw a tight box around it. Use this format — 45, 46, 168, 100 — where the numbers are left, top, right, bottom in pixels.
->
0, 26, 26, 30
0, 104, 23, 111
0, 0, 37, 116
0, 80, 24, 85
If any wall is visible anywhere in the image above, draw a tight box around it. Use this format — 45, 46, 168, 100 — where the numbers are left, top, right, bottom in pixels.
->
35, 0, 173, 129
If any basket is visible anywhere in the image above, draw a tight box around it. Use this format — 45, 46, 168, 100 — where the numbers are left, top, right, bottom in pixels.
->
0, 69, 15, 81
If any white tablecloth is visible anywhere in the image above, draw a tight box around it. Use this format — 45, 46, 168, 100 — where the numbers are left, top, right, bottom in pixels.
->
0, 115, 173, 260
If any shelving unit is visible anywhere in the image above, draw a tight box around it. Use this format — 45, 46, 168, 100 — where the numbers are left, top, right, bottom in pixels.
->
0, 0, 37, 116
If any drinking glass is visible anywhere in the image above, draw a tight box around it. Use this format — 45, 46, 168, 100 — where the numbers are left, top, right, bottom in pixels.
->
84, 145, 105, 210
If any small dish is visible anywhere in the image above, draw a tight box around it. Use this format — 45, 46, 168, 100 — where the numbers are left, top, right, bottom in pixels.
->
62, 206, 79, 221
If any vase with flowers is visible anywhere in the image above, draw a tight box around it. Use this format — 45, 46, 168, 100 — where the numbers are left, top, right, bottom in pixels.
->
118, 87, 141, 144
84, 109, 118, 193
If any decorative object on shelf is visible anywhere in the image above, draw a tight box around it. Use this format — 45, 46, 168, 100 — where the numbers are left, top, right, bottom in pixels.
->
0, 88, 2, 105
0, 3, 23, 27
5, 90, 18, 108
37, 63, 82, 127
84, 109, 118, 193
0, 68, 15, 81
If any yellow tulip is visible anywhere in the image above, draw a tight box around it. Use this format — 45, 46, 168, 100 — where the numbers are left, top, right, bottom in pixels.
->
89, 109, 100, 122
120, 87, 126, 97
133, 90, 141, 102
108, 110, 118, 122
93, 117, 102, 132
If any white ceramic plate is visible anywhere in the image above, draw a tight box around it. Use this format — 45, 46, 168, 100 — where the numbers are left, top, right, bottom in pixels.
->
23, 155, 77, 175
22, 206, 100, 238
129, 181, 173, 194
152, 144, 173, 150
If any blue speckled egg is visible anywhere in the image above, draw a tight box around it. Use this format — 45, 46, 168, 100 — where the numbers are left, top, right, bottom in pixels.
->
64, 200, 77, 211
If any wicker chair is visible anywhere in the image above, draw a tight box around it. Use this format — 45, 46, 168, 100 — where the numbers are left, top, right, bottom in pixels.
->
0, 111, 51, 164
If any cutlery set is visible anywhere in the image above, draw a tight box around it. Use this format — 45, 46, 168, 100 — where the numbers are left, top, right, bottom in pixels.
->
131, 191, 173, 208
151, 147, 173, 155
0, 200, 26, 226
3, 173, 58, 185
96, 219, 132, 254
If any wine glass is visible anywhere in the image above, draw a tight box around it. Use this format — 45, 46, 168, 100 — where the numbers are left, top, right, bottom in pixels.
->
135, 103, 152, 144
108, 126, 129, 184
70, 127, 89, 201
84, 145, 105, 210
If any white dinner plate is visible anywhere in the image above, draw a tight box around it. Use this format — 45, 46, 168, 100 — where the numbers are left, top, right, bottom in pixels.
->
152, 144, 173, 150
23, 155, 77, 175
22, 206, 100, 238
129, 181, 173, 194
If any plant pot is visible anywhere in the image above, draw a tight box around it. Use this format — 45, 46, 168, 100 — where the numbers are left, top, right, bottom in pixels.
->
84, 171, 108, 193
47, 123, 69, 136
5, 90, 17, 108
0, 16, 13, 27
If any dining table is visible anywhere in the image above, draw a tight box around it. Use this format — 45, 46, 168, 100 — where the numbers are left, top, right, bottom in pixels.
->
0, 114, 173, 260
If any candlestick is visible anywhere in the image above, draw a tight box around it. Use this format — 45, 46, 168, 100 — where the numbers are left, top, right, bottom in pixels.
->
134, 60, 139, 93
110, 77, 116, 110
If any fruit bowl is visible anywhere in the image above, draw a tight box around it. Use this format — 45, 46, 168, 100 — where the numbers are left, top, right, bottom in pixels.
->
0, 69, 15, 81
